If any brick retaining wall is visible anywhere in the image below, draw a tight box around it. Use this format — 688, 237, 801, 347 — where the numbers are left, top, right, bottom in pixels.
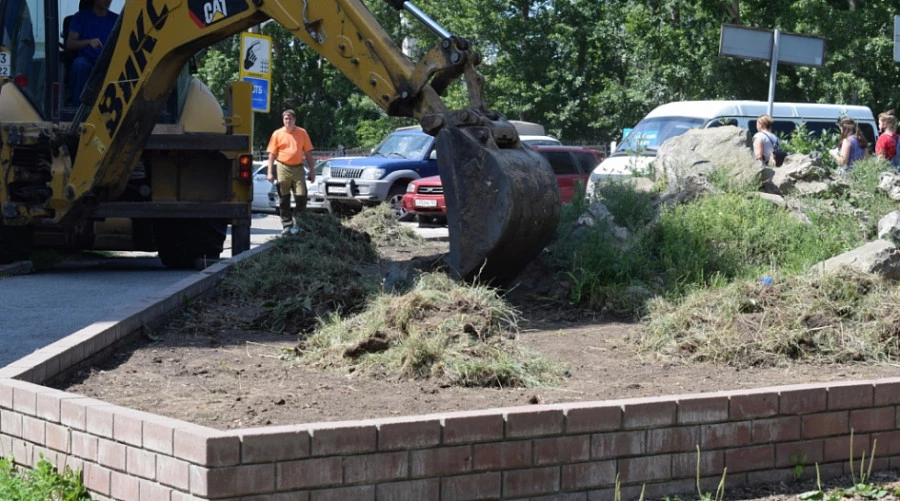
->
2, 245, 899, 500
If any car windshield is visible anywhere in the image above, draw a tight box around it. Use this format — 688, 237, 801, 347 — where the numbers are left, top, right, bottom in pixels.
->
614, 116, 706, 155
371, 133, 432, 159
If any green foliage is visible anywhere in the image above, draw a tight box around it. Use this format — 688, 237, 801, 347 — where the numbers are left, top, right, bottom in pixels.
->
0, 455, 93, 500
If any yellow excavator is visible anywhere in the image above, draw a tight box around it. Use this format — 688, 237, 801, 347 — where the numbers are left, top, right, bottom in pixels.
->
0, 0, 559, 284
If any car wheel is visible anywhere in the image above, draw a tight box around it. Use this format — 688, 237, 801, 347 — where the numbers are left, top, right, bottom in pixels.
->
387, 185, 414, 222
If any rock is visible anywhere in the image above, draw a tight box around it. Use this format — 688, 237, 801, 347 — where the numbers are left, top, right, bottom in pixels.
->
810, 239, 900, 280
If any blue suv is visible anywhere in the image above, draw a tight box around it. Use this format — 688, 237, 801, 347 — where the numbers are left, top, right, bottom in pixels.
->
319, 127, 437, 219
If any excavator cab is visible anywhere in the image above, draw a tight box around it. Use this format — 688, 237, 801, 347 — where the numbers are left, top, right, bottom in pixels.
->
0, 0, 559, 284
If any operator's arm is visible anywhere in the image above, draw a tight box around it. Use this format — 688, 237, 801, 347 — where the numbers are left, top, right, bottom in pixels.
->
66, 27, 102, 52
305, 152, 316, 182
267, 153, 277, 183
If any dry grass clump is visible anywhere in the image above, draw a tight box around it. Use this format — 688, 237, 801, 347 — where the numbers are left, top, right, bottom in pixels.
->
345, 204, 423, 247
299, 272, 567, 388
638, 268, 900, 367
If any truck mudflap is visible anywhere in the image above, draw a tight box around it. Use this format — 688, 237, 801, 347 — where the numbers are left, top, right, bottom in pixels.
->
436, 125, 560, 286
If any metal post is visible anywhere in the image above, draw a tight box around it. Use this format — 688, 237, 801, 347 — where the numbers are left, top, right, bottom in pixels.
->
767, 29, 781, 116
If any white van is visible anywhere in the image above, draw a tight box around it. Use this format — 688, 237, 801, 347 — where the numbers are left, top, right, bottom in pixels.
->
587, 100, 878, 190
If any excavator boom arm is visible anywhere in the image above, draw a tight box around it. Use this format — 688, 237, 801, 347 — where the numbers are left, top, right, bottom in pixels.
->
66, 0, 449, 210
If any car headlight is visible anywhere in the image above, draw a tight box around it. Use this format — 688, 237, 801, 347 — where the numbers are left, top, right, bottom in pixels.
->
360, 168, 385, 180
321, 166, 331, 177
406, 183, 415, 193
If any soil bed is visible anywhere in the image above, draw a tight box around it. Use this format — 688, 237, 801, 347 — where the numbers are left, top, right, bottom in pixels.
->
54, 240, 900, 500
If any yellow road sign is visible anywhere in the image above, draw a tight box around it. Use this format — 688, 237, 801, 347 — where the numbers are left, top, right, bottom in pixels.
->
240, 32, 272, 79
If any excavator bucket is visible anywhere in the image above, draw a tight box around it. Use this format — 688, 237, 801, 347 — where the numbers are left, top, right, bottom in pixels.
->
436, 125, 561, 286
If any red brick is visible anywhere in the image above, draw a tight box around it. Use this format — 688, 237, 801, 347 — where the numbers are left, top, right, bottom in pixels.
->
157, 454, 190, 490
97, 438, 126, 471
701, 421, 751, 449
730, 392, 778, 420
826, 382, 873, 410
502, 466, 560, 497
873, 381, 900, 406
113, 410, 144, 447
591, 430, 644, 458
21, 415, 44, 444
0, 382, 12, 409
195, 464, 276, 498
534, 435, 590, 465
677, 394, 729, 424
410, 445, 472, 477
472, 441, 532, 470
242, 492, 310, 501
238, 427, 310, 463
563, 404, 622, 433
441, 472, 501, 501
138, 479, 172, 501
60, 398, 87, 430
142, 417, 177, 455
725, 445, 775, 472
377, 418, 441, 450
872, 430, 900, 455
624, 454, 673, 484
561, 460, 616, 490
823, 434, 872, 462
35, 392, 63, 422
505, 407, 565, 438
641, 478, 697, 500
110, 469, 139, 501
780, 387, 827, 415
276, 457, 342, 490
310, 485, 374, 501
85, 402, 115, 438
174, 428, 240, 466
802, 411, 849, 438
11, 385, 37, 415
45, 422, 70, 453
442, 412, 504, 444
0, 409, 22, 438
343, 452, 408, 483
71, 430, 97, 461
622, 400, 677, 429
376, 479, 439, 500
850, 407, 895, 432
775, 439, 824, 468
672, 449, 724, 478
752, 416, 801, 443
84, 463, 112, 497
647, 425, 699, 454
310, 424, 376, 456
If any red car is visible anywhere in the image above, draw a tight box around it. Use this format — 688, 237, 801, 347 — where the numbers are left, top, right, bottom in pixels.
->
401, 145, 603, 225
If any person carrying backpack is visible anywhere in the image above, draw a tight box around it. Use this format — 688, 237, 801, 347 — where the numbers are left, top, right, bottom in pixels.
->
875, 110, 900, 169
753, 114, 783, 167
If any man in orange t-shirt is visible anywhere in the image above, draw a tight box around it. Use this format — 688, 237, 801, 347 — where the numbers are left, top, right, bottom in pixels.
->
267, 109, 316, 235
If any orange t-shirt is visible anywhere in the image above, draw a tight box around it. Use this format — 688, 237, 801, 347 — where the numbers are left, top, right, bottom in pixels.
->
266, 126, 314, 166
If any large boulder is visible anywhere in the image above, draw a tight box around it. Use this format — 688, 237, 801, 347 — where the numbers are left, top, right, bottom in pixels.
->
655, 126, 766, 198
810, 239, 900, 280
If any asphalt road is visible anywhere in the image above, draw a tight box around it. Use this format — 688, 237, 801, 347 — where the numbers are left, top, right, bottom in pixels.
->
0, 214, 446, 368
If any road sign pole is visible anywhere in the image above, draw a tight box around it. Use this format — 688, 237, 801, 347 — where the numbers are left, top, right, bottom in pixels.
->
767, 29, 781, 116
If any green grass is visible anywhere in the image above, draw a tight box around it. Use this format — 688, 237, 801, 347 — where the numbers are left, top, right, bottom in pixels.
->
0, 455, 92, 500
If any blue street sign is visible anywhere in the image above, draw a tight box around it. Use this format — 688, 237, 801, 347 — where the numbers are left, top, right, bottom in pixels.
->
242, 76, 270, 113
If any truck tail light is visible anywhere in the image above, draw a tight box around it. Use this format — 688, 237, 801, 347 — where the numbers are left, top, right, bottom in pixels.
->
238, 155, 253, 181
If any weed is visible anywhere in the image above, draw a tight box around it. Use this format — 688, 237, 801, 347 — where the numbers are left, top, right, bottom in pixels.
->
791, 452, 808, 481
0, 455, 92, 500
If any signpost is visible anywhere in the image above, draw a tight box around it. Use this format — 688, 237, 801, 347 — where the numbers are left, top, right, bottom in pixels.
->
239, 32, 273, 113
894, 15, 900, 63
719, 24, 825, 115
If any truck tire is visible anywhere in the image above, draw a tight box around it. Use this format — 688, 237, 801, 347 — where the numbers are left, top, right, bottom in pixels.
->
153, 219, 226, 268
0, 224, 33, 264
388, 184, 414, 222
